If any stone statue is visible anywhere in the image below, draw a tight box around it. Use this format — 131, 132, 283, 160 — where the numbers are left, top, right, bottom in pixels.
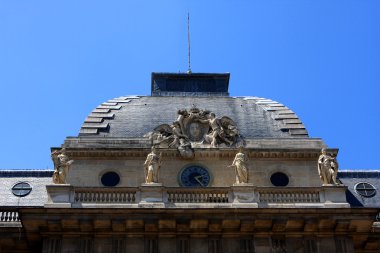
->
197, 113, 233, 147
177, 138, 194, 159
176, 109, 189, 135
143, 147, 162, 184
51, 148, 74, 184
229, 147, 248, 184
318, 148, 339, 185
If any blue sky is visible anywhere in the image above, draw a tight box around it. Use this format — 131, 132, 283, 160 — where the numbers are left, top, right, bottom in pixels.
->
0, 0, 379, 169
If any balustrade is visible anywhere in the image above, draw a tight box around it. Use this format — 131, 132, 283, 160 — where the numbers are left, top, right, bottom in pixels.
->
258, 188, 320, 203
167, 188, 229, 203
74, 188, 136, 203
67, 186, 325, 205
0, 211, 20, 222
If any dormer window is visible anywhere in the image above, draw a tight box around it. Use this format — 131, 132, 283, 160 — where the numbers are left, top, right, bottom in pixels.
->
355, 182, 376, 197
12, 182, 32, 197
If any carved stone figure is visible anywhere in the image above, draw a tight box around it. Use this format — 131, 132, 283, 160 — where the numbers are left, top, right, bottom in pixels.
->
197, 113, 231, 147
229, 147, 248, 184
143, 147, 162, 183
177, 138, 194, 158
51, 148, 74, 184
318, 148, 339, 185
144, 107, 245, 156
176, 109, 189, 135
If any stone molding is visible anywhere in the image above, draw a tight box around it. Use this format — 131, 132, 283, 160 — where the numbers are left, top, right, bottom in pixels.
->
53, 148, 332, 160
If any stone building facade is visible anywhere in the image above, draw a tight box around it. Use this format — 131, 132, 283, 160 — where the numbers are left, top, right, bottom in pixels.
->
0, 73, 379, 253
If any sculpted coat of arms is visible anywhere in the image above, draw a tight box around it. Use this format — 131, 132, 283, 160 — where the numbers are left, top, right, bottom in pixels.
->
145, 107, 245, 158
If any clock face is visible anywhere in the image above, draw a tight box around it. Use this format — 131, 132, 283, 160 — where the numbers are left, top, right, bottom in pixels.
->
179, 166, 211, 187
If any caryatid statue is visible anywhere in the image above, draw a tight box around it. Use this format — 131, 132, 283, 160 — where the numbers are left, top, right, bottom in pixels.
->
229, 147, 249, 184
318, 148, 339, 185
51, 148, 74, 184
144, 147, 162, 184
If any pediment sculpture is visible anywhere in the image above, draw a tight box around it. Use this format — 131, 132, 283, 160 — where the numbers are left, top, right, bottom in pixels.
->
145, 107, 245, 158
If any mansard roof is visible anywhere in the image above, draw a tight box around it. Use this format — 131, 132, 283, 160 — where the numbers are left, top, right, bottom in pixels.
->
79, 96, 309, 138
78, 72, 309, 138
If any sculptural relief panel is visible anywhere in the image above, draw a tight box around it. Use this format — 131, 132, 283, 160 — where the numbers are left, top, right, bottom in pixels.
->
145, 107, 245, 158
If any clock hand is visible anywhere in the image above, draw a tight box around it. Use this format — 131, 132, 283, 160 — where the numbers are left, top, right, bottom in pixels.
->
194, 175, 205, 187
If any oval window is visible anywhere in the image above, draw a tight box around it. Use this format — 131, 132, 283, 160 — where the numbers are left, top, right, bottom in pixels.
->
270, 172, 289, 187
101, 172, 120, 187
355, 182, 376, 197
12, 182, 32, 197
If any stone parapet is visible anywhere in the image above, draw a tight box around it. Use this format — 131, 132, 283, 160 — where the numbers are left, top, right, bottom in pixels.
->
45, 185, 350, 209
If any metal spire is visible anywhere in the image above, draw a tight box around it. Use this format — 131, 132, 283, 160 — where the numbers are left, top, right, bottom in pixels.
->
187, 12, 192, 74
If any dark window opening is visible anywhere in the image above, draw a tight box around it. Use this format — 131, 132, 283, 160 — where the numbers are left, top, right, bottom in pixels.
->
177, 237, 189, 253
145, 238, 158, 253
101, 172, 120, 187
240, 238, 254, 253
270, 172, 289, 187
208, 238, 221, 253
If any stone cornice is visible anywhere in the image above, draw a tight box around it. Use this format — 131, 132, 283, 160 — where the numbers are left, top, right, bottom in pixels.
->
64, 137, 324, 148
58, 137, 332, 160
54, 148, 336, 160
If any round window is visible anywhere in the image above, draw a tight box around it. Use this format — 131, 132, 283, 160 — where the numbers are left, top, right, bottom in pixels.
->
12, 182, 32, 197
270, 172, 289, 187
101, 172, 120, 187
355, 182, 376, 197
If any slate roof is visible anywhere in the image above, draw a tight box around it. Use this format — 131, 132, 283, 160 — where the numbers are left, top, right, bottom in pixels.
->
338, 170, 380, 208
0, 170, 53, 207
79, 96, 309, 138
